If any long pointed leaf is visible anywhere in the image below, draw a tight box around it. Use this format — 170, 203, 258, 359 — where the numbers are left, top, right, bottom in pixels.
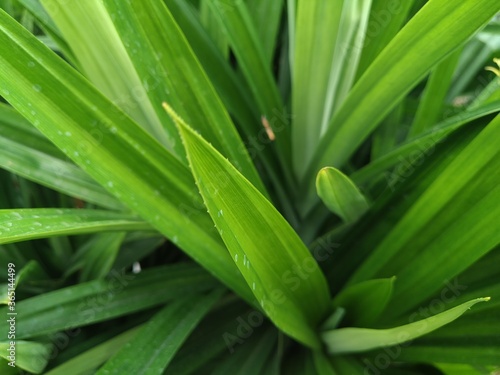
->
0, 209, 150, 244
0, 105, 122, 210
0, 263, 218, 338
165, 103, 330, 349
349, 113, 500, 317
308, 0, 500, 196
96, 288, 224, 374
322, 297, 489, 354
0, 9, 252, 302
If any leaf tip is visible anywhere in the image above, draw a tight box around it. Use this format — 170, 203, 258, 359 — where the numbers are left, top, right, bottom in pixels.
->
162, 102, 186, 130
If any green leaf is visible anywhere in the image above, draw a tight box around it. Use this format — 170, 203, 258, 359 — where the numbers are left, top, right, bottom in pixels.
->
322, 297, 489, 354
312, 350, 338, 375
246, 0, 284, 64
370, 103, 404, 160
397, 346, 500, 367
434, 363, 499, 375
409, 48, 463, 137
211, 327, 278, 375
100, 0, 267, 194
348, 113, 500, 317
163, 0, 260, 138
0, 209, 151, 244
0, 263, 219, 338
0, 104, 122, 210
351, 100, 500, 186
205, 0, 282, 117
331, 0, 373, 116
309, 0, 500, 191
166, 301, 253, 375
332, 277, 396, 327
356, 0, 415, 80
319, 122, 486, 299
76, 232, 127, 282
199, 0, 229, 58
385, 303, 500, 365
291, 0, 343, 176
330, 356, 365, 374
11, 259, 47, 288
16, 0, 77, 64
45, 326, 142, 375
41, 0, 173, 149
96, 288, 224, 374
165, 104, 331, 349
0, 340, 53, 374
204, 0, 291, 172
0, 8, 252, 302
470, 76, 500, 109
316, 167, 369, 223
448, 39, 493, 101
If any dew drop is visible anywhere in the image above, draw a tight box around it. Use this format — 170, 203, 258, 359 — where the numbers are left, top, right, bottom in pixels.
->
107, 181, 114, 188
33, 84, 42, 92
65, 131, 72, 137
252, 282, 256, 290
234, 254, 238, 262
217, 209, 223, 217
27, 61, 35, 68
110, 126, 117, 134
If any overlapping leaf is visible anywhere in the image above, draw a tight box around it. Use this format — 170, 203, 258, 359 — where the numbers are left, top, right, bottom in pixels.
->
0, 9, 252, 302
166, 104, 330, 349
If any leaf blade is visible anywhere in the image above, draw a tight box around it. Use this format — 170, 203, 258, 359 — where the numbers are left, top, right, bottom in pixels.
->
309, 0, 500, 188
96, 288, 224, 374
322, 297, 490, 354
166, 104, 331, 349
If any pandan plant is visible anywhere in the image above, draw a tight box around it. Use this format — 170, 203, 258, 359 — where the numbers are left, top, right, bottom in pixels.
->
0, 0, 499, 374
